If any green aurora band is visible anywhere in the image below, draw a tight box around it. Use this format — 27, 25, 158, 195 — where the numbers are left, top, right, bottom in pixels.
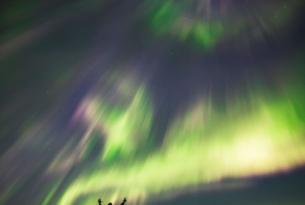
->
53, 79, 305, 205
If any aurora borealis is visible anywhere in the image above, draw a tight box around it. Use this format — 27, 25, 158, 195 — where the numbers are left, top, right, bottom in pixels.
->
1, 0, 305, 205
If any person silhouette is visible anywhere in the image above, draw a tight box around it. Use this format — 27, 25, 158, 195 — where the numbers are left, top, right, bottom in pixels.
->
120, 197, 127, 205
98, 198, 102, 205
108, 203, 112, 205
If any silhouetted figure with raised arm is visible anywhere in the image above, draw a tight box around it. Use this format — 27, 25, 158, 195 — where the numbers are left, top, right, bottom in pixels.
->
120, 197, 127, 205
98, 198, 102, 205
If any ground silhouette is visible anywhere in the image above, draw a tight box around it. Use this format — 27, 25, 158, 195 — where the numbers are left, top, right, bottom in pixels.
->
98, 198, 127, 205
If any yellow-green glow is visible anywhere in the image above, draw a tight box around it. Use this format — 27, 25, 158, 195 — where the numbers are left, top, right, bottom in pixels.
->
56, 88, 305, 205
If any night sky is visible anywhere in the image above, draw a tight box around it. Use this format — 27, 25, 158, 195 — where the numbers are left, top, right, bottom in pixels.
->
1, 0, 305, 205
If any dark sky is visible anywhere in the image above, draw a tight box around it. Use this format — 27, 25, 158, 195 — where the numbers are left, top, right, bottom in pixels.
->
1, 0, 305, 205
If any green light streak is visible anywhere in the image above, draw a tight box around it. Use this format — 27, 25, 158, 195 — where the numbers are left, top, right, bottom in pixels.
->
42, 181, 62, 205
83, 86, 153, 162
192, 21, 223, 49
146, 0, 224, 50
55, 86, 305, 205
150, 1, 180, 34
